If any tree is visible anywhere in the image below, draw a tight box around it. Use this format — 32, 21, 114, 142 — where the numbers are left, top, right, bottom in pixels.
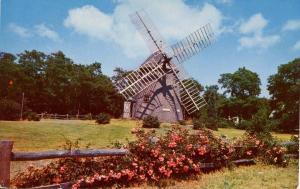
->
267, 58, 300, 132
218, 67, 261, 98
204, 85, 219, 118
218, 67, 263, 124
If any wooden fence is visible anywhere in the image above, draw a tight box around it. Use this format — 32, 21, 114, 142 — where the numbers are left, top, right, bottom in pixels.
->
0, 140, 128, 188
37, 113, 94, 120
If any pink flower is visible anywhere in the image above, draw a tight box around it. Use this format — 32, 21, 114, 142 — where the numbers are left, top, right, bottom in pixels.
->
183, 165, 189, 172
132, 162, 138, 167
185, 144, 193, 150
147, 169, 153, 176
167, 160, 177, 168
168, 141, 177, 148
198, 146, 207, 156
59, 166, 65, 173
159, 166, 166, 173
159, 156, 164, 162
164, 169, 172, 177
139, 174, 146, 180
246, 150, 252, 155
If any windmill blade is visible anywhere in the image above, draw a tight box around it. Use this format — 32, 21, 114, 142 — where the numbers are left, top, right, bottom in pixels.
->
130, 10, 168, 54
168, 63, 206, 114
171, 23, 214, 64
115, 52, 171, 100
176, 79, 206, 114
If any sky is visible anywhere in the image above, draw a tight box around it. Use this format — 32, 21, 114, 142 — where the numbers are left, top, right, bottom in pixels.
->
0, 0, 299, 97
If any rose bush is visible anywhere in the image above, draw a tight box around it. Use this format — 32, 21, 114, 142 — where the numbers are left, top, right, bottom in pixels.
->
12, 126, 288, 188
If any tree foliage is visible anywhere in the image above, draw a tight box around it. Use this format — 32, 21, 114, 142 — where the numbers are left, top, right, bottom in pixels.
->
0, 50, 124, 118
218, 67, 261, 98
267, 58, 300, 132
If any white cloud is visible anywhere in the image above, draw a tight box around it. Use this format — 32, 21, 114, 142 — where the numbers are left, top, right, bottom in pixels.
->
218, 0, 232, 4
8, 23, 31, 38
238, 13, 279, 50
239, 13, 267, 35
64, 5, 113, 40
239, 34, 280, 49
35, 24, 61, 42
293, 40, 300, 50
282, 19, 300, 31
64, 0, 224, 58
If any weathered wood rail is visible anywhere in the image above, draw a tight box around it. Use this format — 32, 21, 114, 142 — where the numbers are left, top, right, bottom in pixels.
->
0, 140, 128, 188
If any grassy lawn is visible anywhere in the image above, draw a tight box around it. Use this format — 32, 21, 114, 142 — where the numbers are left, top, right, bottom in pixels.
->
0, 119, 293, 152
138, 160, 299, 189
0, 119, 137, 151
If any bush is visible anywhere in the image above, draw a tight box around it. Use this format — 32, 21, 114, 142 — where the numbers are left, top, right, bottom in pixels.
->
236, 120, 252, 130
217, 118, 234, 128
142, 115, 160, 128
26, 112, 41, 121
0, 99, 21, 120
192, 118, 204, 130
285, 135, 299, 155
178, 120, 186, 125
205, 117, 218, 130
12, 127, 288, 188
96, 113, 111, 124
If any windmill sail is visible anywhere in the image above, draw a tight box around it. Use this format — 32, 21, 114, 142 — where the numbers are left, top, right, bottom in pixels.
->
171, 24, 214, 64
168, 63, 206, 114
115, 52, 172, 100
130, 10, 168, 53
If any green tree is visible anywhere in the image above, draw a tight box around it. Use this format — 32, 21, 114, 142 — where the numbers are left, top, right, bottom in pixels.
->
218, 67, 261, 98
204, 85, 219, 118
218, 67, 262, 124
267, 58, 300, 132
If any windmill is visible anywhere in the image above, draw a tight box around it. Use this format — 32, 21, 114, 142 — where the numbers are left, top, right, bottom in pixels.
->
114, 10, 214, 122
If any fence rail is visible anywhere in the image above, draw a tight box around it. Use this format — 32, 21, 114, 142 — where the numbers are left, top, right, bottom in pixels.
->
37, 113, 94, 120
0, 140, 128, 188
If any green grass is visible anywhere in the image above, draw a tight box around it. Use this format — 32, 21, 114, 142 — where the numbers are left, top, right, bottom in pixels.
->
0, 119, 137, 151
0, 119, 293, 152
214, 128, 293, 141
139, 160, 299, 189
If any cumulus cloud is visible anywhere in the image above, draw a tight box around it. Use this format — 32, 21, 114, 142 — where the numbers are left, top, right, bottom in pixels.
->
282, 19, 300, 31
239, 13, 267, 35
239, 35, 280, 49
217, 0, 232, 4
35, 24, 61, 42
8, 23, 31, 38
64, 0, 224, 58
238, 13, 279, 50
293, 40, 300, 50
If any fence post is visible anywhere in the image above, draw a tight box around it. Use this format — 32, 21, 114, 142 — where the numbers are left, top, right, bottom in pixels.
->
0, 141, 13, 187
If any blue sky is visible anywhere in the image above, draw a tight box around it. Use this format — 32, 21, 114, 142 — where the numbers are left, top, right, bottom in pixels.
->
1, 0, 299, 97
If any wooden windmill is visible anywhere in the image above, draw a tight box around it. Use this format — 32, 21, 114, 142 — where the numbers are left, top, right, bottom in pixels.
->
114, 10, 214, 122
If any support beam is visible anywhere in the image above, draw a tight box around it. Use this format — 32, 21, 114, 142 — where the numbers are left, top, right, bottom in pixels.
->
0, 140, 13, 187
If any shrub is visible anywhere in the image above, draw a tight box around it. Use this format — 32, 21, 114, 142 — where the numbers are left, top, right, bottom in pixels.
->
178, 120, 186, 125
285, 135, 299, 155
26, 112, 41, 121
0, 99, 21, 120
96, 113, 111, 124
217, 118, 234, 128
192, 118, 204, 130
236, 120, 252, 130
142, 115, 160, 128
204, 117, 218, 130
11, 127, 288, 188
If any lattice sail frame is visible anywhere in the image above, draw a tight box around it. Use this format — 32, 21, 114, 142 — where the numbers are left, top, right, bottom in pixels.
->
116, 10, 214, 114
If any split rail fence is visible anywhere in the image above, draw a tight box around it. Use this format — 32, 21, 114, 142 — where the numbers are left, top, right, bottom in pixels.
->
0, 140, 128, 188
